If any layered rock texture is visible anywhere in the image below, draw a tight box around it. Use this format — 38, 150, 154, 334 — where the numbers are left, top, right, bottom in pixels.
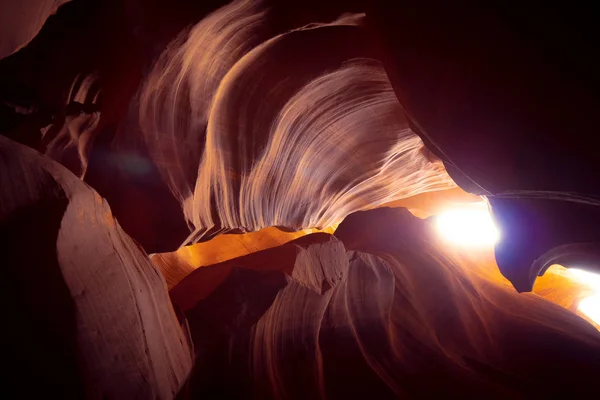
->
170, 208, 600, 398
1, 0, 599, 398
1, 136, 192, 398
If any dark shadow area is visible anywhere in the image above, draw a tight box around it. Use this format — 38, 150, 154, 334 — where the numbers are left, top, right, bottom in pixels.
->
1, 195, 84, 398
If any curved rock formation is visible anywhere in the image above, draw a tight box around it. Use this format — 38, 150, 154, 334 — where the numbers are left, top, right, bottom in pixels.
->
367, 2, 600, 289
152, 226, 337, 289
0, 136, 192, 398
171, 207, 600, 398
1, 0, 456, 253
1, 0, 600, 398
134, 1, 455, 244
0, 0, 71, 60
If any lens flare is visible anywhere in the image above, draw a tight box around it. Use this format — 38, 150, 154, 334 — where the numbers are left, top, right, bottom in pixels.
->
435, 203, 500, 246
569, 268, 600, 325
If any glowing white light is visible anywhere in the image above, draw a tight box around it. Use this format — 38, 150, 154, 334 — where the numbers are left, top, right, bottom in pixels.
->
569, 268, 600, 290
578, 294, 600, 326
435, 204, 500, 246
569, 268, 600, 325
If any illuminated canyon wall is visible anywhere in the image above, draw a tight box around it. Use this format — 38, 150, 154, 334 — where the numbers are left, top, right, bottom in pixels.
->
0, 0, 71, 59
169, 207, 600, 398
1, 0, 599, 398
0, 135, 192, 398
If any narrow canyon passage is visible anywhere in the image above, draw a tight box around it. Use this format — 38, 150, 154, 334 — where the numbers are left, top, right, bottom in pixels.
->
1, 0, 599, 398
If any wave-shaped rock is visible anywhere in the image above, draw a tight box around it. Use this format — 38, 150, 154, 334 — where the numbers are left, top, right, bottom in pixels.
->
171, 207, 600, 398
0, 135, 192, 398
0, 0, 71, 60
1, 1, 599, 397
135, 0, 454, 245
368, 2, 600, 289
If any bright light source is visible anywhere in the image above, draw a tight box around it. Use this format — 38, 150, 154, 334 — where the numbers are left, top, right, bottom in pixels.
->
577, 294, 600, 326
435, 203, 500, 247
568, 268, 600, 326
569, 268, 600, 290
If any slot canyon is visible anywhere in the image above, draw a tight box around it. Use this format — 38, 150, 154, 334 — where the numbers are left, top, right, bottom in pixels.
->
1, 0, 600, 398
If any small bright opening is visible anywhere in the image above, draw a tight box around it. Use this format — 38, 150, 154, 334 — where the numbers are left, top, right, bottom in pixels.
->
569, 268, 600, 325
435, 203, 500, 247
578, 294, 600, 326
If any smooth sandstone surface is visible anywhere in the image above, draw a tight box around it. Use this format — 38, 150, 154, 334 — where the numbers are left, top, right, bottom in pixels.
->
171, 208, 600, 398
0, 135, 192, 398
